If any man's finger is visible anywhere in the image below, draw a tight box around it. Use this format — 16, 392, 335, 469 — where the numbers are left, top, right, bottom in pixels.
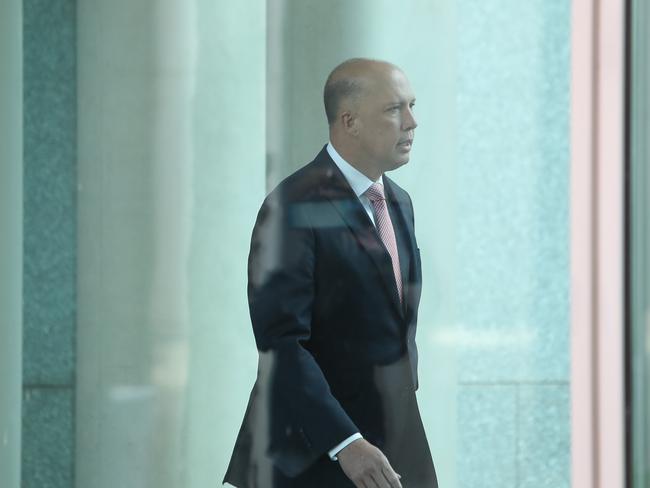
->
360, 476, 379, 488
369, 470, 392, 488
357, 479, 370, 488
381, 464, 403, 488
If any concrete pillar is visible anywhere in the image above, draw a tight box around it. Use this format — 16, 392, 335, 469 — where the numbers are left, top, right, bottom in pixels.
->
0, 0, 23, 486
76, 1, 265, 487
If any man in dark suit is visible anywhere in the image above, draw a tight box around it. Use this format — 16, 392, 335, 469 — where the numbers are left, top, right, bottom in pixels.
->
224, 58, 437, 488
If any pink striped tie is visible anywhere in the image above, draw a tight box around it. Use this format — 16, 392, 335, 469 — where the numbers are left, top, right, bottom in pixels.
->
366, 183, 403, 304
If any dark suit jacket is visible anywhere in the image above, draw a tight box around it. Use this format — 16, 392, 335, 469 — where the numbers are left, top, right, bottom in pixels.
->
224, 146, 436, 488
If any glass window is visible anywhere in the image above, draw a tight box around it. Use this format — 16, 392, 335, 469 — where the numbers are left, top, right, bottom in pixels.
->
630, 0, 650, 485
15, 1, 572, 487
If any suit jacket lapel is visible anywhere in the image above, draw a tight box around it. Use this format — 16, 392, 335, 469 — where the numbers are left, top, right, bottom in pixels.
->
315, 151, 405, 318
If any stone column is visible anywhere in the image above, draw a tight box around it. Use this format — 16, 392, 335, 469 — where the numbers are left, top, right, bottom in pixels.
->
76, 1, 265, 487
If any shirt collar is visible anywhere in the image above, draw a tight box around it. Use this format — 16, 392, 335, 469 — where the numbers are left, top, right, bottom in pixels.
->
326, 142, 383, 198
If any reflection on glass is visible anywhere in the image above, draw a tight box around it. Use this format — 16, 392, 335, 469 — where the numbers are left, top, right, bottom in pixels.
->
62, 0, 572, 487
225, 60, 437, 488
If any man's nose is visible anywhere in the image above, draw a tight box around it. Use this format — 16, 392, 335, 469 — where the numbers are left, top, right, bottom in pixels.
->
403, 109, 417, 131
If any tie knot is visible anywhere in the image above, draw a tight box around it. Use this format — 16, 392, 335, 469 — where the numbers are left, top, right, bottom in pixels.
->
366, 183, 385, 203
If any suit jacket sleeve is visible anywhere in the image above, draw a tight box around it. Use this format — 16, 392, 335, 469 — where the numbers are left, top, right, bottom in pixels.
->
247, 191, 359, 477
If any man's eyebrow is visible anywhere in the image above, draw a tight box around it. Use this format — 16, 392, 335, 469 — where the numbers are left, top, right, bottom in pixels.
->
385, 98, 416, 107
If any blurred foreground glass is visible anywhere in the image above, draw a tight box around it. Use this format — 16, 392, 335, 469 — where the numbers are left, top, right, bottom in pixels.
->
70, 1, 570, 487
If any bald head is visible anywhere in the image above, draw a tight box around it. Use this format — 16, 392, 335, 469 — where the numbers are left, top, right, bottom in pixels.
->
323, 58, 400, 125
323, 58, 417, 180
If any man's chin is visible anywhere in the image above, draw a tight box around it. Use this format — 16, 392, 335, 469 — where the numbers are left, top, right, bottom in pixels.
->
390, 157, 410, 171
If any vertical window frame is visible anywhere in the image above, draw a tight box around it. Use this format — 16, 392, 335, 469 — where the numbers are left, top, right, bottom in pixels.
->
570, 0, 627, 487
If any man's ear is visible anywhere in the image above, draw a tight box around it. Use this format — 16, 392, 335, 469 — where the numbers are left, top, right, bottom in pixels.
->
341, 111, 360, 136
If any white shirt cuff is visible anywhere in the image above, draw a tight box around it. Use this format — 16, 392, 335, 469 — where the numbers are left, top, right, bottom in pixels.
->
328, 433, 363, 461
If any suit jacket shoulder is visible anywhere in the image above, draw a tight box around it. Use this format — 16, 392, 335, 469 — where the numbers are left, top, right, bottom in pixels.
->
264, 147, 336, 204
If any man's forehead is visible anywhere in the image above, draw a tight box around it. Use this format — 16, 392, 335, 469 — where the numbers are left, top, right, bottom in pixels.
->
371, 73, 416, 100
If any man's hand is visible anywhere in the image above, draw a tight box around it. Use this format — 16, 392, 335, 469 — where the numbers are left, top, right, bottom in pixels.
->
337, 438, 402, 488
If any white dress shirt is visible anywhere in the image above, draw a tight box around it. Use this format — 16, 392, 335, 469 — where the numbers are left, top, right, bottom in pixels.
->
326, 142, 383, 226
325, 142, 383, 460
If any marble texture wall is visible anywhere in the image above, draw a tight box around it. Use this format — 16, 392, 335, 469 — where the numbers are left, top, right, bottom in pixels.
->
455, 0, 571, 486
21, 0, 77, 487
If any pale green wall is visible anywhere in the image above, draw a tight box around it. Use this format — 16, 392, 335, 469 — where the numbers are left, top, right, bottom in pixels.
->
0, 0, 23, 487
455, 1, 570, 486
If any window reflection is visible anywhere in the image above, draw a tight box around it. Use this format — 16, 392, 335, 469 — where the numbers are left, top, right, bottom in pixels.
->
12, 0, 572, 487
